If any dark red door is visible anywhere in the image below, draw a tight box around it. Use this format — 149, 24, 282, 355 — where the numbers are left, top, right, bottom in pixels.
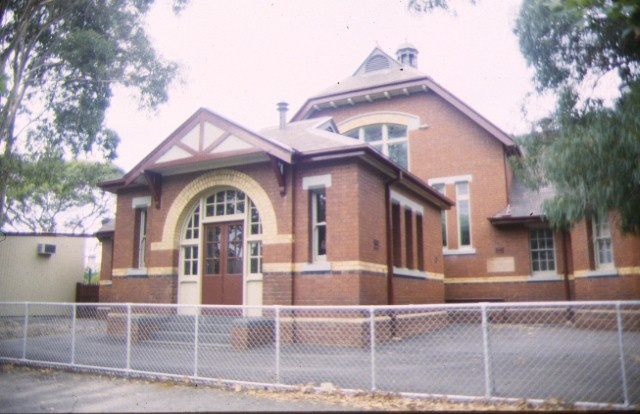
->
201, 222, 243, 305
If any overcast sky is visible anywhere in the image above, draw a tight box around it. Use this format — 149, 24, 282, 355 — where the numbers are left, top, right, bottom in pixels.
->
105, 0, 552, 172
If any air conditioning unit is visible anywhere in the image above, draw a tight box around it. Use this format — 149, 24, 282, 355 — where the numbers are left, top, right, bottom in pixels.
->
37, 243, 56, 255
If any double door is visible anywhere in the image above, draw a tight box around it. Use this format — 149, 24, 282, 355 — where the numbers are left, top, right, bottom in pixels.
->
201, 222, 243, 305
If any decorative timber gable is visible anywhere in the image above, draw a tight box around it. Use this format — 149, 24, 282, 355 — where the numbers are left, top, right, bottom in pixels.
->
99, 108, 295, 206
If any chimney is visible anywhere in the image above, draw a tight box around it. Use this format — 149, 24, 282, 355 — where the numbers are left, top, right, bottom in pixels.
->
277, 102, 288, 129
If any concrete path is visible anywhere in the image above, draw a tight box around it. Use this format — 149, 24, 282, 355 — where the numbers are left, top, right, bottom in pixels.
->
0, 365, 362, 413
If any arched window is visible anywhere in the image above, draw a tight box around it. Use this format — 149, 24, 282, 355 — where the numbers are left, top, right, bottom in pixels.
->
344, 123, 409, 169
179, 189, 262, 277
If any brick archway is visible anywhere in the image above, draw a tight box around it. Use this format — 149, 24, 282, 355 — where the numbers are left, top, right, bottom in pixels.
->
151, 169, 289, 253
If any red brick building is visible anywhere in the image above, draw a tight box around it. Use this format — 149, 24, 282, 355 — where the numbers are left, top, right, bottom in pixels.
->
98, 45, 639, 305
97, 105, 451, 307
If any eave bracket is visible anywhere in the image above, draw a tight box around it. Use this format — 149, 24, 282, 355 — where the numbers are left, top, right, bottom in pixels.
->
143, 171, 162, 209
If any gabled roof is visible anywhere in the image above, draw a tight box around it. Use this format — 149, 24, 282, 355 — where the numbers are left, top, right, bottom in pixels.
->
98, 107, 452, 210
259, 117, 361, 153
291, 47, 520, 155
100, 108, 296, 191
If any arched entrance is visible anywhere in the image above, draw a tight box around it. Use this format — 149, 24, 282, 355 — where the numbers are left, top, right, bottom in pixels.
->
179, 188, 263, 306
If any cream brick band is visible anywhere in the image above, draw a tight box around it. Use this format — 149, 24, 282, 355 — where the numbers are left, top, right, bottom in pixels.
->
573, 266, 640, 278
112, 267, 178, 277
263, 261, 387, 274
151, 169, 291, 251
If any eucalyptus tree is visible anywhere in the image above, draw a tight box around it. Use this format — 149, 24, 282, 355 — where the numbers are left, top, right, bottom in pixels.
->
513, 0, 640, 234
0, 0, 186, 229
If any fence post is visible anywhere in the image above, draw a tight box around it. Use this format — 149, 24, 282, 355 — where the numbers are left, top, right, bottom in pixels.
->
22, 302, 29, 361
481, 303, 494, 399
615, 302, 629, 406
194, 310, 200, 377
275, 306, 281, 384
126, 303, 132, 371
71, 303, 77, 365
370, 306, 376, 392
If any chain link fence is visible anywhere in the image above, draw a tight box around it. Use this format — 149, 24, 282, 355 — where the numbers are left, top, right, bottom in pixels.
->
1, 301, 638, 408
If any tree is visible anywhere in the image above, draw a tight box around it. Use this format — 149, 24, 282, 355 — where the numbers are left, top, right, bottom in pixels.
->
408, 0, 475, 13
4, 158, 123, 233
0, 0, 186, 229
514, 0, 640, 235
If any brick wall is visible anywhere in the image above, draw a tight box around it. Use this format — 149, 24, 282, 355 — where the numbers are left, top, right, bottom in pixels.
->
103, 275, 176, 304
445, 280, 567, 302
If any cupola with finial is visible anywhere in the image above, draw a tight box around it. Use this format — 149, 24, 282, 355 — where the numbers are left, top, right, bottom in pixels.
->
396, 41, 418, 68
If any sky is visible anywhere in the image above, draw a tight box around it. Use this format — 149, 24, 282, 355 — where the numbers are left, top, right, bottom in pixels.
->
105, 0, 552, 173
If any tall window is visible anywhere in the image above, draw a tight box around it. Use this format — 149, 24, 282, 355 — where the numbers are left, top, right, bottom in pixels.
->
593, 216, 614, 268
432, 183, 447, 247
344, 123, 409, 169
392, 202, 402, 267
456, 182, 471, 247
182, 206, 200, 276
404, 208, 414, 269
416, 214, 425, 271
529, 228, 556, 274
311, 189, 327, 262
134, 208, 147, 268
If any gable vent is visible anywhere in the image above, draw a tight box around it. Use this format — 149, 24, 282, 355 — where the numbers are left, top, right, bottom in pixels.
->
365, 55, 390, 72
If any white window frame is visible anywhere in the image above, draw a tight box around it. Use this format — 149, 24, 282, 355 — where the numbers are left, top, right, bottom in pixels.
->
127, 196, 152, 275
432, 183, 448, 248
455, 181, 472, 249
428, 175, 475, 255
311, 189, 327, 263
593, 216, 614, 270
178, 190, 263, 280
390, 191, 428, 279
529, 227, 557, 276
344, 123, 410, 170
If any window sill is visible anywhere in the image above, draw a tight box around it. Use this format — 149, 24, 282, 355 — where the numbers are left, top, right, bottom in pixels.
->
300, 262, 331, 273
126, 268, 148, 277
528, 273, 563, 282
443, 248, 476, 256
393, 267, 427, 279
583, 268, 619, 278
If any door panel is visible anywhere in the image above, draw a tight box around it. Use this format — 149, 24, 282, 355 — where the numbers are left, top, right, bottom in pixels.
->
201, 222, 243, 305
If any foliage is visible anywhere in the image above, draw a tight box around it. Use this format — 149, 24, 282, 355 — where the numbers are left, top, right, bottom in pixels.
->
0, 0, 186, 230
408, 0, 475, 13
4, 158, 122, 233
514, 0, 640, 234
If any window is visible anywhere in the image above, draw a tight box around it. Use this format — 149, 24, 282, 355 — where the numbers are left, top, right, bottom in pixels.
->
405, 208, 414, 269
416, 214, 425, 271
392, 202, 402, 267
593, 216, 614, 268
344, 123, 409, 169
179, 189, 262, 278
311, 189, 327, 262
390, 192, 426, 276
182, 206, 200, 276
529, 228, 556, 273
205, 189, 245, 217
134, 208, 147, 268
456, 182, 471, 247
249, 241, 262, 274
432, 183, 447, 247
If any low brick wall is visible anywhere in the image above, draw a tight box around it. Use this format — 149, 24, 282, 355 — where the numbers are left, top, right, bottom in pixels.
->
279, 310, 449, 348
106, 313, 168, 343
231, 318, 275, 350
